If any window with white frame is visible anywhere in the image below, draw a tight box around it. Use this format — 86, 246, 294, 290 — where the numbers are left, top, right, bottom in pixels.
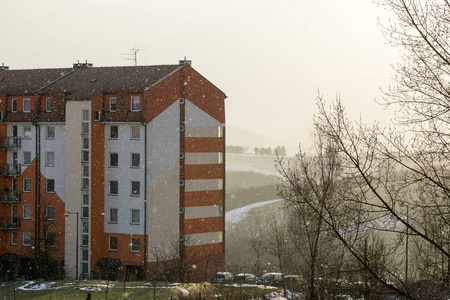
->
11, 231, 17, 245
82, 194, 89, 218
109, 181, 118, 195
110, 97, 117, 112
12, 98, 17, 112
109, 208, 118, 223
131, 181, 140, 196
82, 137, 89, 162
82, 221, 89, 246
82, 109, 89, 134
109, 236, 118, 251
131, 96, 140, 111
23, 126, 32, 139
131, 125, 140, 139
46, 126, 55, 139
110, 125, 118, 139
23, 232, 31, 246
23, 205, 31, 219
131, 237, 140, 252
23, 151, 31, 165
131, 153, 140, 168
130, 209, 140, 224
110, 153, 118, 167
46, 206, 55, 220
23, 98, 31, 112
46, 179, 55, 193
46, 152, 55, 167
82, 165, 89, 191
23, 178, 31, 193
46, 98, 52, 112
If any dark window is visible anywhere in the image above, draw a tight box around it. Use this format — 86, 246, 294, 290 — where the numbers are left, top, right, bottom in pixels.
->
131, 153, 140, 167
46, 179, 55, 193
46, 206, 55, 220
110, 181, 118, 195
110, 153, 118, 167
46, 232, 55, 247
109, 236, 118, 251
110, 125, 118, 139
131, 181, 140, 196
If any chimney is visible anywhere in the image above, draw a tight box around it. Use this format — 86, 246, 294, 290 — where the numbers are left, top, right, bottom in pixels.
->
0, 63, 9, 70
73, 60, 93, 69
179, 57, 192, 66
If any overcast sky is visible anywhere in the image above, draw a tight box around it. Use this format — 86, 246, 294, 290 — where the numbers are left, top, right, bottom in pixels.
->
1, 0, 400, 152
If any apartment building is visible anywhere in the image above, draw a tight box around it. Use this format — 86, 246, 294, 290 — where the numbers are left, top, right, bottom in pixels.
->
0, 60, 226, 282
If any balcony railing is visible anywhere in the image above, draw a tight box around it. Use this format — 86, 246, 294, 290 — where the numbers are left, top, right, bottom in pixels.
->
0, 217, 20, 229
0, 164, 21, 176
0, 190, 21, 203
0, 137, 21, 149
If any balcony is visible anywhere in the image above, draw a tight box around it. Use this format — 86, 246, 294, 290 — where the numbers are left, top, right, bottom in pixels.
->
0, 217, 20, 229
0, 137, 21, 149
0, 164, 21, 176
0, 190, 21, 203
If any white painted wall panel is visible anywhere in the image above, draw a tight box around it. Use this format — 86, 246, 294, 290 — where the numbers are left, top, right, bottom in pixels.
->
185, 179, 223, 192
187, 231, 223, 246
185, 205, 222, 219
185, 152, 220, 165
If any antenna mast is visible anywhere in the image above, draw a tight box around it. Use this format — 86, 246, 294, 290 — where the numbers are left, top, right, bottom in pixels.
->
122, 44, 145, 66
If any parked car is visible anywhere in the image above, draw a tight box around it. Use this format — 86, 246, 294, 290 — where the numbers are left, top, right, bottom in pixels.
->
234, 273, 258, 283
260, 272, 283, 285
212, 272, 234, 283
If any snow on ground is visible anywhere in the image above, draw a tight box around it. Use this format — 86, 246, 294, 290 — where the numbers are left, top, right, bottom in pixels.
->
18, 281, 64, 290
225, 199, 284, 229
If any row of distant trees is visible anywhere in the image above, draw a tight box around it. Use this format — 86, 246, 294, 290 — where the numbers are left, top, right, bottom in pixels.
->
225, 145, 286, 156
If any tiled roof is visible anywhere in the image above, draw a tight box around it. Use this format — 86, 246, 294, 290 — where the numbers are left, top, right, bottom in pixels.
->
0, 65, 182, 98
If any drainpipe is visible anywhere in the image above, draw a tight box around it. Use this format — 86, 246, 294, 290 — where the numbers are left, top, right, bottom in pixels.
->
142, 117, 148, 280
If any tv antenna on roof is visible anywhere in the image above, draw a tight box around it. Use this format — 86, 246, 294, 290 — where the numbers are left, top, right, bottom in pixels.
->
122, 44, 145, 66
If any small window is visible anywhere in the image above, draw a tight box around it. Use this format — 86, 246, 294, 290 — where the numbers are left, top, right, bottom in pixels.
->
131, 181, 140, 196
82, 122, 89, 135
23, 232, 31, 246
82, 178, 89, 190
109, 181, 118, 195
82, 150, 89, 163
131, 96, 140, 112
47, 126, 55, 139
109, 236, 118, 251
46, 98, 52, 112
218, 205, 223, 217
131, 209, 140, 224
23, 126, 32, 139
93, 110, 100, 121
82, 206, 89, 218
23, 205, 31, 219
82, 249, 89, 262
82, 165, 89, 177
82, 109, 89, 121
23, 98, 31, 113
110, 153, 118, 167
23, 178, 31, 192
82, 234, 89, 246
11, 231, 17, 245
46, 179, 55, 193
131, 153, 140, 168
110, 125, 118, 139
45, 232, 55, 247
131, 237, 140, 252
23, 151, 31, 165
12, 98, 17, 112
110, 97, 117, 112
110, 208, 118, 223
46, 206, 55, 220
82, 137, 89, 149
46, 152, 55, 167
131, 125, 140, 139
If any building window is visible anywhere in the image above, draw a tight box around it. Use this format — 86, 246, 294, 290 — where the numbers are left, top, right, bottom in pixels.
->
109, 236, 118, 251
131, 209, 140, 224
45, 232, 55, 247
82, 165, 89, 191
82, 249, 89, 262
109, 97, 117, 112
46, 98, 52, 112
131, 125, 140, 139
46, 206, 55, 220
82, 109, 89, 134
109, 181, 118, 195
23, 232, 31, 246
47, 126, 55, 139
23, 178, 31, 192
131, 181, 140, 196
12, 98, 17, 112
82, 194, 89, 218
46, 152, 55, 167
11, 231, 17, 245
23, 151, 31, 165
23, 205, 31, 219
82, 150, 89, 162
83, 137, 89, 150
82, 165, 89, 177
82, 221, 89, 246
110, 153, 118, 167
131, 237, 140, 252
23, 126, 32, 139
46, 179, 55, 193
82, 178, 89, 190
93, 110, 100, 121
218, 205, 223, 217
131, 153, 140, 168
110, 125, 118, 139
131, 96, 140, 112
109, 208, 118, 223
23, 98, 31, 112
